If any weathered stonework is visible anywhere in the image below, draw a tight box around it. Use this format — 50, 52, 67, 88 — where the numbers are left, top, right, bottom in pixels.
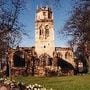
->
35, 7, 55, 57
7, 6, 75, 77
55, 47, 75, 67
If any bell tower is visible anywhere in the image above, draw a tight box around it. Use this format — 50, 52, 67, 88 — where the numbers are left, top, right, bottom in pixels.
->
35, 6, 55, 57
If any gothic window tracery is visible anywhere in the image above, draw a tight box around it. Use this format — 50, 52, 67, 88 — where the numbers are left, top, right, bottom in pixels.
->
45, 25, 49, 39
39, 25, 44, 39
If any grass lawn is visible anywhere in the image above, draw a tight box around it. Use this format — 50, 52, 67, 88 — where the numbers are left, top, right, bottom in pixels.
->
14, 74, 90, 90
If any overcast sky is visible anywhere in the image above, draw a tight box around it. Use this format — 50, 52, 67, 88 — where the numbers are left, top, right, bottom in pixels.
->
19, 0, 75, 47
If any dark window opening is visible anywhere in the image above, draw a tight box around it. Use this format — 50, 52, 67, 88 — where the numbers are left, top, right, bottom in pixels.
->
40, 29, 42, 35
48, 12, 52, 19
13, 51, 25, 67
39, 25, 43, 36
48, 58, 52, 66
44, 46, 46, 48
43, 12, 46, 16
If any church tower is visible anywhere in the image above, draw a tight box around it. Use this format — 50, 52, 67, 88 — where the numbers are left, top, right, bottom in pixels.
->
35, 6, 55, 57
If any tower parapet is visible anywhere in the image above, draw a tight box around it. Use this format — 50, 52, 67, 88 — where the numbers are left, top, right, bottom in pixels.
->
35, 6, 53, 22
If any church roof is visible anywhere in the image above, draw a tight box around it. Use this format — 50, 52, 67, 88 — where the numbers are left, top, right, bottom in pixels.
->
55, 47, 72, 51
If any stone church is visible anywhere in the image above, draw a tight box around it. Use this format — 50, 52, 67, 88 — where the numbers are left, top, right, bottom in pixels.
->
35, 6, 55, 57
35, 6, 74, 65
7, 6, 75, 76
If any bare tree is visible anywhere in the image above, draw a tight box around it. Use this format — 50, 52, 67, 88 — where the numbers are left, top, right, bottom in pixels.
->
63, 0, 90, 73
63, 0, 90, 49
0, 0, 26, 64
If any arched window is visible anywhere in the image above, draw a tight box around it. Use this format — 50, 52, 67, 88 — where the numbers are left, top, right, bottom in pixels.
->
45, 25, 49, 39
39, 25, 44, 39
48, 12, 52, 19
40, 29, 42, 35
57, 52, 62, 58
65, 52, 70, 59
13, 50, 25, 67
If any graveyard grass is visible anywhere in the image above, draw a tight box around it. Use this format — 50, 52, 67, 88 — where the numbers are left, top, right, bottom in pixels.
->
14, 74, 90, 90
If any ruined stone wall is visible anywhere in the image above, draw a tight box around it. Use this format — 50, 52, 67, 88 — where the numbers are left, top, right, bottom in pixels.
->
55, 47, 75, 67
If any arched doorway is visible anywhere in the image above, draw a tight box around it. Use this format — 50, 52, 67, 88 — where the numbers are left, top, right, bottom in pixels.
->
39, 53, 51, 67
13, 49, 25, 67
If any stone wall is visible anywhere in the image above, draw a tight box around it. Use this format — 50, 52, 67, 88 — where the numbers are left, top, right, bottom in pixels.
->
7, 47, 75, 76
